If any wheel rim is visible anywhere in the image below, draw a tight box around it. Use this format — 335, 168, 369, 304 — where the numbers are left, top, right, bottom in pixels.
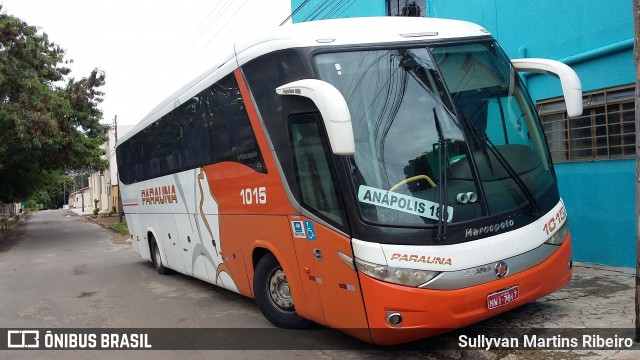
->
268, 267, 294, 311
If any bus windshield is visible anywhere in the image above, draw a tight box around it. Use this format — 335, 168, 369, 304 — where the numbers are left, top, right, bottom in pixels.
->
314, 42, 555, 227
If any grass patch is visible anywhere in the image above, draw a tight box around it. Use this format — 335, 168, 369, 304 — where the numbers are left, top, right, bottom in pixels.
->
108, 222, 129, 235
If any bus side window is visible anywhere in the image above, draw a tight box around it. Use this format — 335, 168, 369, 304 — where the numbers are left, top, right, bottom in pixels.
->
134, 163, 143, 183
149, 158, 161, 179
115, 146, 127, 184
289, 113, 346, 227
211, 73, 266, 173
165, 113, 183, 173
117, 139, 134, 184
181, 99, 211, 169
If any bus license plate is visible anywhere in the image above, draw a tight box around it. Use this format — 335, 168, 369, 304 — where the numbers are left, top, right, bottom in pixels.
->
487, 286, 519, 309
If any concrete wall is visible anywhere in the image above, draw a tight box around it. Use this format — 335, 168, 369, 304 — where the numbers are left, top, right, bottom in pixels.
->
71, 188, 92, 212
556, 159, 635, 268
291, 0, 385, 22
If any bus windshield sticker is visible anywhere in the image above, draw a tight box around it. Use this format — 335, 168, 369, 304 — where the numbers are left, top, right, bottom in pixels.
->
357, 185, 453, 222
334, 63, 342, 75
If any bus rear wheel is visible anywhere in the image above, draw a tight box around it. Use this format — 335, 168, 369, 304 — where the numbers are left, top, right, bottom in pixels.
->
254, 253, 311, 329
150, 237, 170, 275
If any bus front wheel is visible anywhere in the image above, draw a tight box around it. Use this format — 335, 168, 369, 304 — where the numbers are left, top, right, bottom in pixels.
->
254, 253, 311, 329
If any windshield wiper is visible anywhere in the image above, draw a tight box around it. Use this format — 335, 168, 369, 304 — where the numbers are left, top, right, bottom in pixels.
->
433, 108, 449, 241
459, 113, 496, 176
458, 112, 542, 215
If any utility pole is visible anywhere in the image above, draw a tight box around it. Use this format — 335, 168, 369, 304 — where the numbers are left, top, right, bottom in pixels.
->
114, 115, 124, 223
634, 0, 640, 343
81, 169, 89, 213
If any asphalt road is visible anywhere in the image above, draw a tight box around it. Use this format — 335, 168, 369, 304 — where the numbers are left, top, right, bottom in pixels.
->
0, 209, 638, 359
0, 210, 433, 359
0, 209, 274, 329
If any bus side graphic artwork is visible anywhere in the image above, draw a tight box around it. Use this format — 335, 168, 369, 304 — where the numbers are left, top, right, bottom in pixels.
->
196, 168, 236, 290
129, 168, 238, 292
116, 17, 582, 345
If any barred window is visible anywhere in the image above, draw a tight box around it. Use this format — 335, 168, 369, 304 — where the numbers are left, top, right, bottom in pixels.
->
388, 0, 425, 17
537, 84, 635, 162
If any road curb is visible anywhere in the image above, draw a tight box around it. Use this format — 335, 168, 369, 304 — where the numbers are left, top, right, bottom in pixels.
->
74, 212, 130, 243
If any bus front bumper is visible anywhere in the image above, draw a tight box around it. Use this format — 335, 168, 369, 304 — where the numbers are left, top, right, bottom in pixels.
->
358, 236, 573, 345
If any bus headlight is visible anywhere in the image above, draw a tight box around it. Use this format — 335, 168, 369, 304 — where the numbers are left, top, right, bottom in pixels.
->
545, 222, 569, 245
354, 258, 440, 287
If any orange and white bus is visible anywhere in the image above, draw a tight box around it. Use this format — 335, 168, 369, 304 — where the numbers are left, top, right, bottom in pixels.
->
116, 16, 581, 345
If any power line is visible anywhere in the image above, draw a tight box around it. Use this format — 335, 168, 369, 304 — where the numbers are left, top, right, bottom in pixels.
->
188, 0, 235, 51
196, 0, 235, 44
303, 0, 337, 22
198, 0, 250, 54
335, 0, 357, 18
279, 0, 312, 26
326, 0, 356, 19
318, 0, 348, 20
280, 0, 356, 26
183, 1, 227, 50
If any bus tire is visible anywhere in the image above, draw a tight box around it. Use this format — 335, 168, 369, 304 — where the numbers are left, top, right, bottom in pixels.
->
254, 253, 311, 329
150, 236, 170, 275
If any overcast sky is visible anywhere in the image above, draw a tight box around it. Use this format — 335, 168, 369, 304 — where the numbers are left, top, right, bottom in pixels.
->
1, 0, 292, 126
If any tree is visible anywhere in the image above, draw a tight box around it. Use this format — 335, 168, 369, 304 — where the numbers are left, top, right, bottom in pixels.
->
25, 173, 74, 210
0, 6, 108, 202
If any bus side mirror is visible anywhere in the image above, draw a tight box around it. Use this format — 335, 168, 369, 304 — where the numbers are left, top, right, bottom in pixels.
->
511, 58, 583, 118
276, 79, 355, 155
